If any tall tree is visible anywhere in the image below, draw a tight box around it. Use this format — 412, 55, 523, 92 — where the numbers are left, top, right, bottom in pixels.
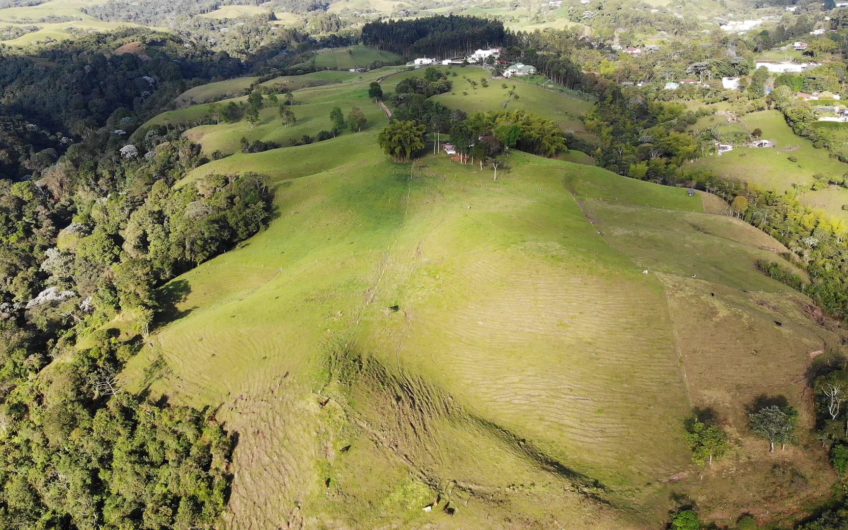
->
368, 82, 383, 101
330, 106, 345, 134
348, 107, 367, 132
750, 405, 797, 452
685, 419, 729, 466
377, 120, 425, 162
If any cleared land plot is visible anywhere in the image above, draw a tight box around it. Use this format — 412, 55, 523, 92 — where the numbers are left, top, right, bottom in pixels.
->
172, 77, 259, 108
311, 46, 403, 70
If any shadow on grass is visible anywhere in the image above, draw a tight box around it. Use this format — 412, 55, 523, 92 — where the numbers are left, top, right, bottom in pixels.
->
155, 279, 194, 327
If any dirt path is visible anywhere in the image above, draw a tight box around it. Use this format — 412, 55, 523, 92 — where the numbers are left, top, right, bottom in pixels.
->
378, 99, 392, 118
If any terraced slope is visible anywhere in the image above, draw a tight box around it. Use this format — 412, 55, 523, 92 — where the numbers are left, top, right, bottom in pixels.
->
119, 73, 838, 528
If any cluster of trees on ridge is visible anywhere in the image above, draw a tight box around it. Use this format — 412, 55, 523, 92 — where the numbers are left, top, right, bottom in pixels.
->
375, 67, 567, 167
361, 16, 505, 59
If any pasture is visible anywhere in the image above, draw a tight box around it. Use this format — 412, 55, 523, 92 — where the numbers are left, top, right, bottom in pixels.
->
115, 67, 838, 528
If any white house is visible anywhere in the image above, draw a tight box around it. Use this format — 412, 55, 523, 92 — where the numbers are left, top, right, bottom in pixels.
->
442, 143, 457, 155
413, 58, 436, 66
580, 0, 591, 4
722, 77, 740, 90
719, 19, 764, 33
664, 82, 680, 90
810, 28, 826, 35
469, 48, 501, 63
549, 0, 563, 6
794, 41, 808, 51
504, 63, 536, 77
786, 5, 797, 11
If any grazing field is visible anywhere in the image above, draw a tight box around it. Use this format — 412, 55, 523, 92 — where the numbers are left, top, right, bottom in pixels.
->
114, 69, 840, 528
184, 80, 388, 155
310, 45, 404, 70
172, 77, 260, 109
691, 110, 848, 219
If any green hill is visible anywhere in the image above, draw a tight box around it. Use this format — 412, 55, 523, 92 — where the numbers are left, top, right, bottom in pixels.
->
116, 69, 838, 529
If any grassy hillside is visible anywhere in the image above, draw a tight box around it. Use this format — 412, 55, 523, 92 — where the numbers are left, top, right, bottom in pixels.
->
115, 70, 839, 528
0, 0, 140, 45
389, 66, 595, 136
691, 110, 848, 219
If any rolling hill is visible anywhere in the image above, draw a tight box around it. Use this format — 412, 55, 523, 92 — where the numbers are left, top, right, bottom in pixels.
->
113, 67, 840, 528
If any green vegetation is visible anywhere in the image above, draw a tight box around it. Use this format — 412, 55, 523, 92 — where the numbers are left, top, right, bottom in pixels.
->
685, 419, 729, 467
750, 405, 798, 453
10, 3, 848, 527
377, 119, 425, 161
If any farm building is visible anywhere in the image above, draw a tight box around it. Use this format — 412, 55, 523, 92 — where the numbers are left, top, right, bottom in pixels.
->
716, 142, 733, 153
794, 41, 808, 51
624, 47, 642, 56
413, 57, 436, 66
442, 143, 457, 155
664, 82, 680, 90
750, 139, 773, 148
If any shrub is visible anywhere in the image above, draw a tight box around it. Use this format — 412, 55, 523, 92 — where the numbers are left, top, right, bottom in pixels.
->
788, 155, 798, 162
833, 444, 848, 476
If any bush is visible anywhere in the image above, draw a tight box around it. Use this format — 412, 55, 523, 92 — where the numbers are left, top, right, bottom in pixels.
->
736, 515, 758, 530
833, 444, 848, 477
670, 510, 701, 530
788, 155, 798, 163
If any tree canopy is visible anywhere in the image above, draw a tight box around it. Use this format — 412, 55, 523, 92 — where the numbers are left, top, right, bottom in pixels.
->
377, 120, 426, 162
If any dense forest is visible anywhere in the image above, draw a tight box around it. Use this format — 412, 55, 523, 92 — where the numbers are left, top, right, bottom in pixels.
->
361, 16, 505, 58
0, 28, 284, 528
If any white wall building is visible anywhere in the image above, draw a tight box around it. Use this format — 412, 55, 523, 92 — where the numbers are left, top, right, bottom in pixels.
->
413, 58, 436, 66
469, 48, 501, 63
754, 61, 815, 73
719, 19, 764, 33
722, 77, 740, 90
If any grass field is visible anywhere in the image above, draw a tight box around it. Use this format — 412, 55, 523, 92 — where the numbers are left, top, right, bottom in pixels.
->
113, 66, 840, 528
0, 0, 140, 46
172, 77, 259, 109
691, 110, 848, 219
310, 45, 403, 70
